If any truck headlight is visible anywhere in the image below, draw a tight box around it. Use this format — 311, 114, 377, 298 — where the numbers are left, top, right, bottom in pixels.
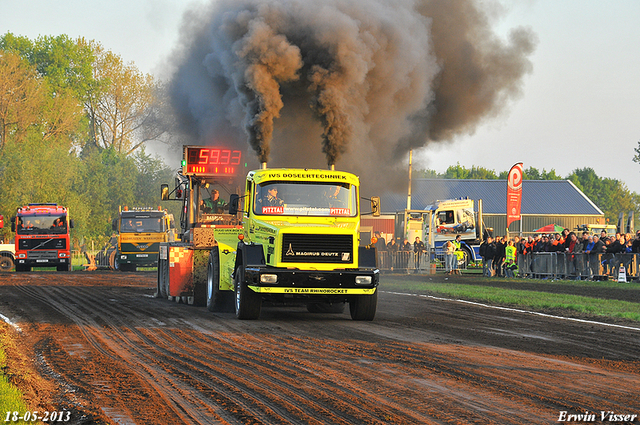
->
355, 276, 372, 285
260, 274, 278, 284
121, 255, 127, 260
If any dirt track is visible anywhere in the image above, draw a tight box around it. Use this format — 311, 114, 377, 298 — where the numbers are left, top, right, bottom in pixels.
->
0, 271, 639, 424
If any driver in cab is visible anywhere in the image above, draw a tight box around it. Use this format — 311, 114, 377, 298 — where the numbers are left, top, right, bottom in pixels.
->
326, 185, 346, 208
259, 186, 284, 208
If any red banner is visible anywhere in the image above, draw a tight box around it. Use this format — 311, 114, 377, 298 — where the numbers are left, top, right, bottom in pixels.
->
506, 162, 523, 229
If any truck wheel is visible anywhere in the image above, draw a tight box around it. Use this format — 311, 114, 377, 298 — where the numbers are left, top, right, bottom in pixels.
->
0, 256, 14, 271
158, 258, 169, 298
234, 267, 261, 320
349, 291, 378, 321
156, 259, 165, 298
207, 250, 234, 312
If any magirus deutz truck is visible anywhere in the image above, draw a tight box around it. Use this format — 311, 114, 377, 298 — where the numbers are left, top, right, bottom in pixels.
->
157, 145, 380, 320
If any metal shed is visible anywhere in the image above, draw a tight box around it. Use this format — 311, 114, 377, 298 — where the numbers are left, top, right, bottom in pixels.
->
380, 179, 605, 237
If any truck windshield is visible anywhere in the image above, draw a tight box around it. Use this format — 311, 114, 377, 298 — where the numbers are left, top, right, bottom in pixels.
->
121, 217, 164, 233
254, 182, 357, 217
17, 215, 68, 235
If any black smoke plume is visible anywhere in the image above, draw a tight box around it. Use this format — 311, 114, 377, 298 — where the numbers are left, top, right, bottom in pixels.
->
167, 0, 536, 191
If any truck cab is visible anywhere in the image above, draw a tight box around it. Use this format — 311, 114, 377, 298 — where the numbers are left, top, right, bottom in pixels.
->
112, 207, 176, 271
10, 204, 73, 272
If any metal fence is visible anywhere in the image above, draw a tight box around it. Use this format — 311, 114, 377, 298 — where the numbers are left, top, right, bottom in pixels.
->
516, 252, 638, 281
375, 250, 638, 281
72, 248, 117, 270
376, 250, 468, 274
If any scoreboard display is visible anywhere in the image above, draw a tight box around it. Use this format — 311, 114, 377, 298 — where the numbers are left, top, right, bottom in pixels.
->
182, 146, 242, 177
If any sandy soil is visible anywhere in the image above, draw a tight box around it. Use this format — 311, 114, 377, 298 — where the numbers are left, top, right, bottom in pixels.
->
0, 271, 639, 424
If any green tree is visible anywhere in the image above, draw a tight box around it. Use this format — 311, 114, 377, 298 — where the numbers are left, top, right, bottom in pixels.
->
0, 51, 45, 148
0, 33, 92, 149
86, 43, 164, 155
567, 167, 639, 227
443, 163, 498, 179
521, 167, 563, 180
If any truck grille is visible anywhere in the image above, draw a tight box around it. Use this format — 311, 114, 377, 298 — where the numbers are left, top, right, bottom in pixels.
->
27, 251, 58, 260
19, 238, 66, 250
280, 234, 353, 264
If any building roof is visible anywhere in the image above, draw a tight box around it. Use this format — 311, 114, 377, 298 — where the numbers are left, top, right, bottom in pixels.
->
383, 179, 603, 216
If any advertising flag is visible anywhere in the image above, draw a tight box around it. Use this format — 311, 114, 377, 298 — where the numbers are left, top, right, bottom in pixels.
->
506, 162, 523, 229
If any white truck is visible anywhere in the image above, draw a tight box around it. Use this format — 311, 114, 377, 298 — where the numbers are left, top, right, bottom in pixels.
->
0, 215, 16, 271
397, 198, 487, 267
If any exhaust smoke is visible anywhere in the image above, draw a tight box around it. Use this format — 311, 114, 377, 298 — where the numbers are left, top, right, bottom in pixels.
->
167, 0, 536, 193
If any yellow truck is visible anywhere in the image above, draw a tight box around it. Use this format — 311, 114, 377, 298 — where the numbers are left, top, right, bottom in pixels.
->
157, 145, 380, 320
112, 206, 176, 271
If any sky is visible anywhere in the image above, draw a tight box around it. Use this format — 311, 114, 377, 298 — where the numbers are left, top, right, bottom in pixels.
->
2, 0, 639, 192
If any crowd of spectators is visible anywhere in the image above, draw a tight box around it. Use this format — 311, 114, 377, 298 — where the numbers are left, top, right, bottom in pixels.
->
479, 228, 640, 280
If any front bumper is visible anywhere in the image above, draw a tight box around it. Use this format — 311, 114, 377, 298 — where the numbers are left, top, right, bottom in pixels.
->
243, 267, 379, 299
18, 257, 69, 267
119, 252, 159, 266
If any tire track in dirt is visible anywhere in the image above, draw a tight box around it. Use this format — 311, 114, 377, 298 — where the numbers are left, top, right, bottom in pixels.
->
11, 283, 219, 424
3, 273, 640, 425
67, 285, 396, 424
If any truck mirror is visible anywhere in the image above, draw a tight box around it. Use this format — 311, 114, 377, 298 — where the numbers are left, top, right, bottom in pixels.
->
11, 223, 15, 232
69, 219, 75, 229
112, 218, 118, 231
161, 184, 169, 201
371, 196, 381, 217
229, 194, 239, 215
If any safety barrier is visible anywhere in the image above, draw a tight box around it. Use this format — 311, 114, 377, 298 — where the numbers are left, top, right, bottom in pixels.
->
516, 252, 638, 281
72, 248, 116, 270
376, 250, 468, 274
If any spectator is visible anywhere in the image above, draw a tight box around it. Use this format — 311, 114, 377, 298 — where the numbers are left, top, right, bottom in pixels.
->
580, 231, 590, 251
444, 240, 455, 275
587, 235, 606, 277
413, 236, 425, 272
566, 232, 584, 280
479, 236, 496, 277
387, 238, 399, 271
632, 231, 640, 253
504, 240, 518, 278
452, 235, 462, 274
374, 231, 387, 270
584, 235, 596, 279
494, 236, 505, 277
399, 238, 412, 270
374, 232, 386, 252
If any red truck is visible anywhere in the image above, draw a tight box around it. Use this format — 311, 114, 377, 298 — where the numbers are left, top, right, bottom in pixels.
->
10, 204, 74, 272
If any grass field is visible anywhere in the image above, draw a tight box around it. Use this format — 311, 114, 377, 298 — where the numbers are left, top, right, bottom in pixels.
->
382, 274, 640, 322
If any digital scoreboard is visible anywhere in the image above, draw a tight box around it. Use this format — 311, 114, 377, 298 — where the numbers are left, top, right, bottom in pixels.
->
182, 146, 242, 177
